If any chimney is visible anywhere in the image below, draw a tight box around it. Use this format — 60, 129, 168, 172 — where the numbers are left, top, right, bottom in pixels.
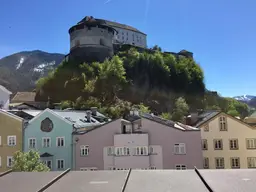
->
190, 112, 199, 125
91, 107, 97, 116
86, 111, 92, 122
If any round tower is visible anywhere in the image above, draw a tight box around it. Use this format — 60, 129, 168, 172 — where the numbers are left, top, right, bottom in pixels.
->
69, 16, 115, 63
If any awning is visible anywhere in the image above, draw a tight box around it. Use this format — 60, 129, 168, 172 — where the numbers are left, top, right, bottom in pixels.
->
40, 152, 54, 157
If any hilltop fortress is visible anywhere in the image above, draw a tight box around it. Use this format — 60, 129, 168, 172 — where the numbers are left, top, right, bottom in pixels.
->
66, 16, 192, 63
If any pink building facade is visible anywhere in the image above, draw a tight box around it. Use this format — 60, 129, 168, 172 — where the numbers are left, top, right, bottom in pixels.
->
73, 113, 203, 171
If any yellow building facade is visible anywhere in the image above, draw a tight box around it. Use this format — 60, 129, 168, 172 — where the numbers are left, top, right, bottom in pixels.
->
199, 112, 256, 169
0, 110, 23, 172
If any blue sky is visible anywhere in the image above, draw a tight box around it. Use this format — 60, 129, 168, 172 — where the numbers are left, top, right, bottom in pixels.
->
1, 0, 256, 97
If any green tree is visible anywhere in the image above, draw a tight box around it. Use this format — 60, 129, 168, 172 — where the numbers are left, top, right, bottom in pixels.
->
12, 150, 50, 172
95, 56, 127, 103
132, 103, 151, 113
227, 109, 240, 117
60, 100, 73, 109
171, 97, 189, 122
160, 112, 172, 120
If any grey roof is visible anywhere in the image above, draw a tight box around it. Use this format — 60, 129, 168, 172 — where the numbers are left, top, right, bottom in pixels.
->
198, 169, 256, 192
2, 169, 256, 191
9, 109, 109, 128
0, 171, 62, 192
45, 170, 129, 192
52, 110, 103, 128
125, 170, 208, 192
194, 111, 220, 127
141, 113, 200, 131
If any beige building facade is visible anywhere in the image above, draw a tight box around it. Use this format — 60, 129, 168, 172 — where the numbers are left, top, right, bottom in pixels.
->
198, 112, 256, 169
0, 110, 24, 172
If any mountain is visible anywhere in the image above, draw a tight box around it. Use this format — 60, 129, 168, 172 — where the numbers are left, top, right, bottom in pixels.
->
233, 95, 256, 108
233, 95, 256, 102
0, 50, 64, 93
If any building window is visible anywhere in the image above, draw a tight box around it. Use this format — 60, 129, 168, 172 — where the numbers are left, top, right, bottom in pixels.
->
203, 125, 209, 132
107, 147, 114, 156
149, 146, 155, 154
174, 143, 186, 154
7, 136, 16, 146
80, 145, 89, 156
43, 160, 52, 169
41, 118, 54, 132
219, 116, 227, 131
56, 137, 65, 147
231, 157, 240, 169
7, 156, 13, 167
80, 167, 97, 171
215, 157, 224, 169
202, 139, 208, 150
246, 138, 256, 149
134, 146, 148, 156
56, 159, 65, 169
0, 136, 2, 145
214, 139, 223, 150
229, 139, 238, 150
203, 157, 209, 169
42, 137, 51, 148
28, 138, 36, 148
116, 147, 131, 156
247, 157, 256, 168
175, 164, 186, 170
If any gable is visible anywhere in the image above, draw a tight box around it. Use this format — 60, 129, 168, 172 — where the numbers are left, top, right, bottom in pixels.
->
0, 110, 23, 122
199, 112, 253, 130
28, 109, 73, 127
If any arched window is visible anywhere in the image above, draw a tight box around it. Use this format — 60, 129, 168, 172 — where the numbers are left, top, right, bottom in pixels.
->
41, 118, 54, 132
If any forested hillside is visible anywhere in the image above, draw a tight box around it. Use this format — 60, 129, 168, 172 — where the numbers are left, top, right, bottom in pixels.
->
35, 47, 249, 120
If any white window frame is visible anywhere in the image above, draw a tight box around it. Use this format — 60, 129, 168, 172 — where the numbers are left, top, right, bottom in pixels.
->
28, 138, 36, 149
246, 138, 256, 149
80, 145, 89, 156
115, 147, 131, 156
231, 157, 240, 169
43, 160, 52, 169
134, 146, 148, 156
219, 116, 227, 131
107, 146, 114, 156
174, 143, 186, 154
202, 139, 208, 150
215, 157, 225, 169
56, 159, 65, 169
175, 164, 186, 170
80, 167, 98, 171
203, 157, 209, 169
56, 137, 65, 147
7, 135, 16, 146
214, 139, 223, 150
42, 137, 51, 148
248, 157, 256, 168
7, 156, 13, 167
229, 139, 238, 150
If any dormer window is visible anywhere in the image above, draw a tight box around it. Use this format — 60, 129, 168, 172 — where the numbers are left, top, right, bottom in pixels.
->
122, 124, 132, 134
